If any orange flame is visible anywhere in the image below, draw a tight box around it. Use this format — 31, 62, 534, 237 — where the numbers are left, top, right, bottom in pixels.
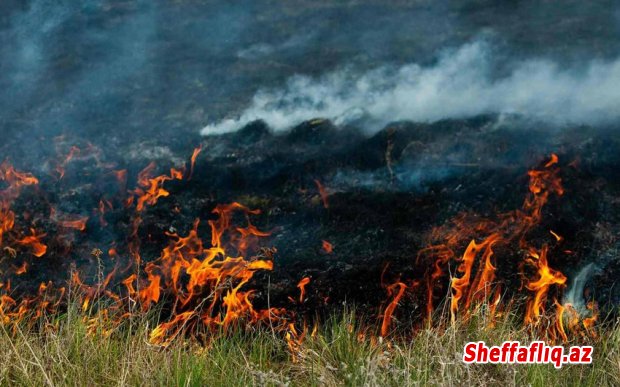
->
188, 145, 203, 180
314, 179, 329, 208
0, 208, 15, 246
321, 240, 333, 254
381, 281, 406, 337
55, 146, 80, 179
450, 234, 499, 322
16, 229, 47, 257
549, 230, 562, 242
297, 277, 310, 303
414, 154, 593, 340
524, 246, 567, 325
0, 162, 39, 195
14, 262, 28, 275
128, 202, 287, 346
0, 151, 600, 352
134, 162, 184, 211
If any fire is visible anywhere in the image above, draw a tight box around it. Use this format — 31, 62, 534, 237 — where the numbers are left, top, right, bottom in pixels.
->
524, 246, 567, 325
0, 149, 601, 357
188, 145, 203, 180
16, 229, 47, 257
417, 245, 453, 321
149, 311, 194, 345
133, 162, 184, 211
583, 302, 598, 336
549, 230, 562, 242
0, 152, 297, 346
55, 145, 81, 179
138, 263, 161, 310
441, 155, 563, 325
321, 240, 333, 254
450, 234, 499, 322
0, 162, 40, 247
381, 281, 406, 336
554, 301, 598, 342
0, 162, 39, 193
285, 322, 308, 362
14, 262, 28, 275
0, 208, 15, 246
388, 153, 597, 341
125, 202, 288, 346
297, 277, 310, 303
314, 179, 329, 208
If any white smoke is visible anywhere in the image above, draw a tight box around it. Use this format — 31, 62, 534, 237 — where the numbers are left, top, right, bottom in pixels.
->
201, 40, 620, 135
564, 263, 597, 312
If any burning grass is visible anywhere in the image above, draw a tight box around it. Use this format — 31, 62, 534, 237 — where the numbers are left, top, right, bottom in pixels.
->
0, 137, 614, 384
0, 302, 617, 386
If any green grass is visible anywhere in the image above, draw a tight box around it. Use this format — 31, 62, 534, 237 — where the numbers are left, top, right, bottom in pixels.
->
0, 305, 618, 386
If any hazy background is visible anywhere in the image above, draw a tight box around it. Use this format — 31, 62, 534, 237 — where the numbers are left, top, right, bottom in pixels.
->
1, 0, 619, 149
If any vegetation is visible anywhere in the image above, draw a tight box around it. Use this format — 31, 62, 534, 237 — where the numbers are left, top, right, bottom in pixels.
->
0, 303, 617, 386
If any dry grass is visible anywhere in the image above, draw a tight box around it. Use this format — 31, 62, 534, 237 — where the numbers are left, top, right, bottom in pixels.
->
0, 304, 618, 386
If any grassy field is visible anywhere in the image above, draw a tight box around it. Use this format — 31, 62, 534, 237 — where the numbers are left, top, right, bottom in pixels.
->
0, 303, 618, 387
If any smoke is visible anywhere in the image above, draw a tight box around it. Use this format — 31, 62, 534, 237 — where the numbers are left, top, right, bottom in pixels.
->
236, 32, 317, 60
201, 39, 620, 135
0, 0, 158, 140
564, 263, 598, 311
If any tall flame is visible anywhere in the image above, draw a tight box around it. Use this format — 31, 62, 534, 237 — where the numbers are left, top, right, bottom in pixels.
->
297, 277, 311, 303
381, 281, 406, 337
380, 153, 598, 341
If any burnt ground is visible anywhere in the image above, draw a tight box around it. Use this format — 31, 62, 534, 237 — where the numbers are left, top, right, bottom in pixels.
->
3, 115, 620, 324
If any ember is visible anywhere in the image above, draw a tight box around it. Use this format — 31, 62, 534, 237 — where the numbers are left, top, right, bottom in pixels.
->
321, 240, 333, 254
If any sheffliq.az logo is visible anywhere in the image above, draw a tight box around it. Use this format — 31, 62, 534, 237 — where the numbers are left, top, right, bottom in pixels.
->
463, 341, 593, 368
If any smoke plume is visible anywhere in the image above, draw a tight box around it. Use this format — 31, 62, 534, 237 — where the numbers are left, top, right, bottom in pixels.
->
202, 40, 620, 135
